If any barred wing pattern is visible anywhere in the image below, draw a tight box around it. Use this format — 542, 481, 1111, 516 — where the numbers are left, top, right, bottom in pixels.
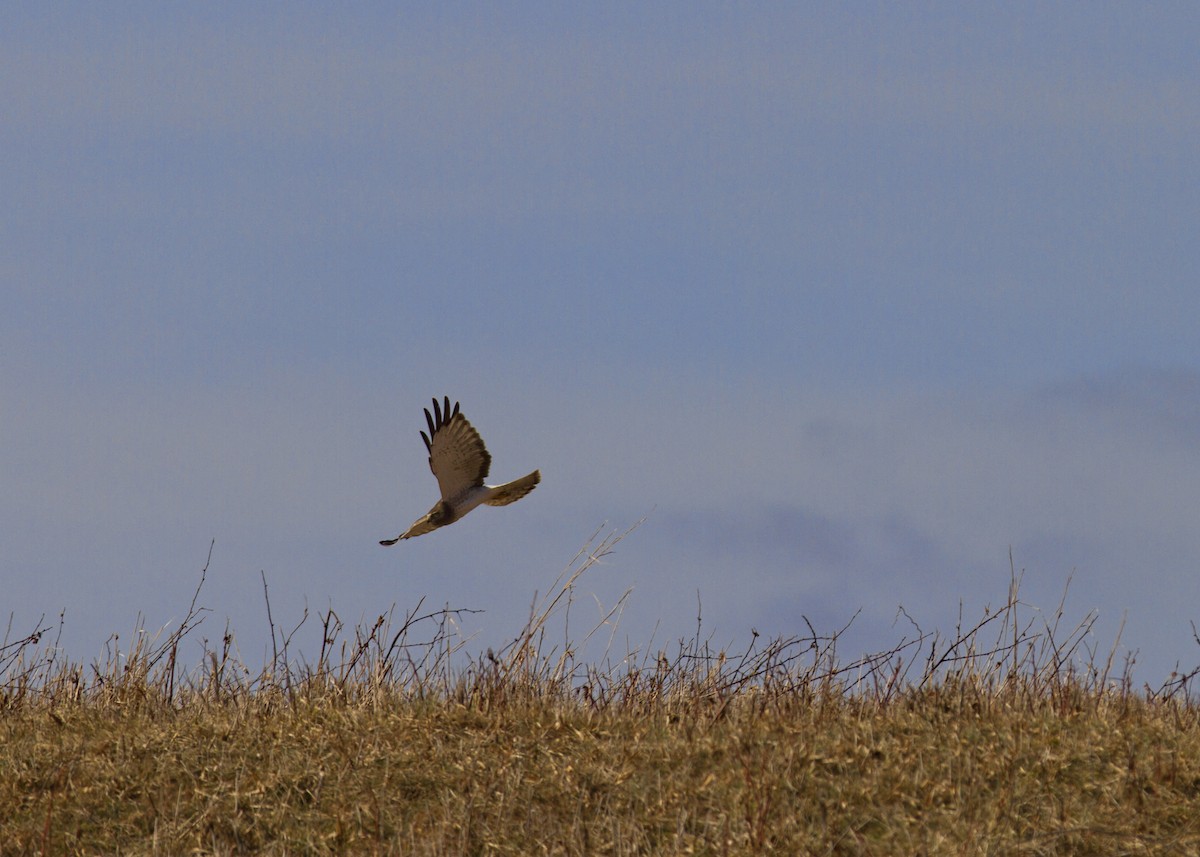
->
422, 399, 490, 504
380, 397, 541, 544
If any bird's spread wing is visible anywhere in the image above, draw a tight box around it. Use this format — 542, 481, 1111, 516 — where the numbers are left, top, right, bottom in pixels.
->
422, 396, 491, 502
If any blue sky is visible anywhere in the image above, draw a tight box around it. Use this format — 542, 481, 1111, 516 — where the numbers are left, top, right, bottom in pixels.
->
5, 5, 1200, 683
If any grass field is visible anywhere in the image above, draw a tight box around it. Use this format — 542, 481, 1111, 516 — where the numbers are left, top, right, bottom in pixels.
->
5, 531, 1200, 855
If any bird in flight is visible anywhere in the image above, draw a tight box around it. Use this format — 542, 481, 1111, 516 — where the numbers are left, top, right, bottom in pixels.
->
380, 397, 541, 544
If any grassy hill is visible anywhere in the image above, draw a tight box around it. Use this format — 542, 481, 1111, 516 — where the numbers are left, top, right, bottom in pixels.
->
5, 534, 1200, 855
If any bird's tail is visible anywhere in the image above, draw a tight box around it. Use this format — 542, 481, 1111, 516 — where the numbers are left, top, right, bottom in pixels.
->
484, 470, 541, 506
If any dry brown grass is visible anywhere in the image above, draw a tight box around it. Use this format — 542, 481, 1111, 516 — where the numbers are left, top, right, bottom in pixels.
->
4, 530, 1200, 855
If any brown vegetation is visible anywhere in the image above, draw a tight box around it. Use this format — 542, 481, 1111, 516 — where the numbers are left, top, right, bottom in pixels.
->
4, 531, 1200, 855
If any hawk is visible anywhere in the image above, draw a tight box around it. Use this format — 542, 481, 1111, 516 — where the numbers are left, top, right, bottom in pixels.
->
379, 396, 541, 544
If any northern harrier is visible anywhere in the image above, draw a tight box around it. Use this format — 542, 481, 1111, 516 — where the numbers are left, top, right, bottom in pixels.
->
379, 397, 541, 544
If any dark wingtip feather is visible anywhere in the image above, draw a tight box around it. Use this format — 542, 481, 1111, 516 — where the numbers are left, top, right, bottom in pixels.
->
420, 430, 431, 452
421, 396, 462, 445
